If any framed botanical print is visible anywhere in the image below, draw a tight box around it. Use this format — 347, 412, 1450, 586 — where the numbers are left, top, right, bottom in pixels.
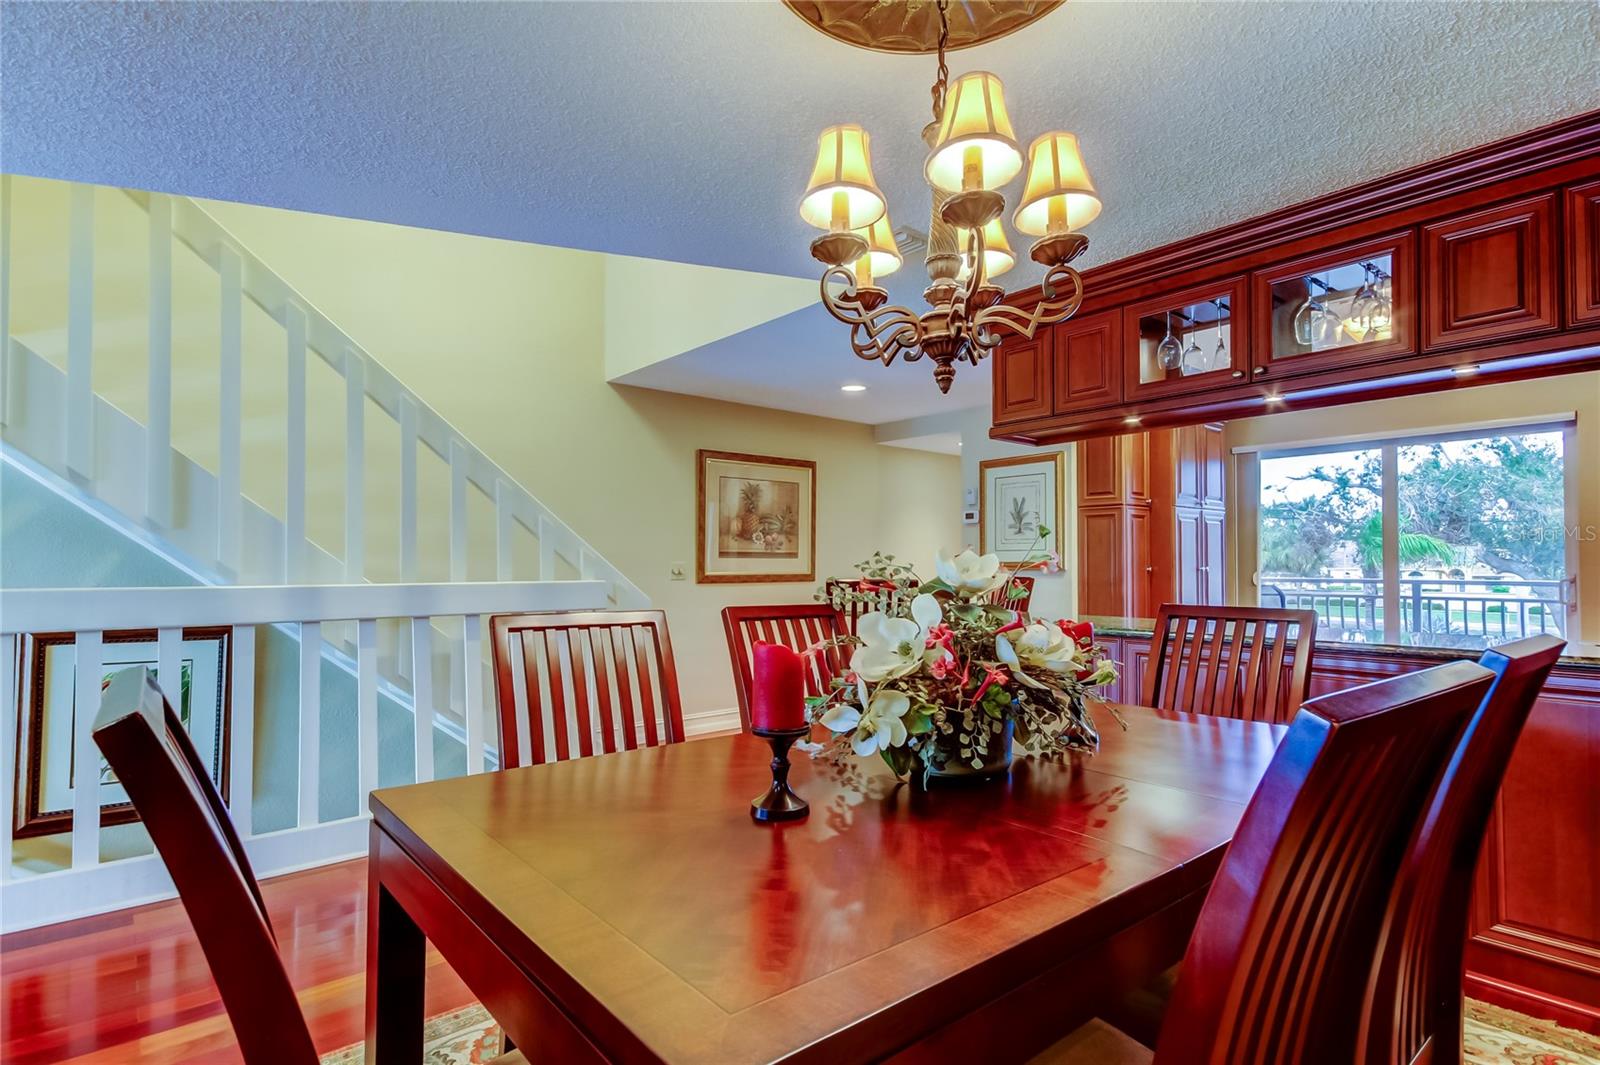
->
13, 628, 232, 839
980, 453, 1065, 564
696, 450, 817, 583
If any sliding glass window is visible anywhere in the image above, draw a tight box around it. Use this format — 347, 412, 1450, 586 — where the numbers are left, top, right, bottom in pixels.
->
1256, 424, 1573, 648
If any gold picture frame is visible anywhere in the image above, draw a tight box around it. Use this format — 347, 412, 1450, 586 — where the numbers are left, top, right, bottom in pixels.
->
696, 450, 817, 583
979, 453, 1065, 563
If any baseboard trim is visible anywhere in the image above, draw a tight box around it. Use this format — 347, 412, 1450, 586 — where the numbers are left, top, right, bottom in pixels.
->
1465, 970, 1600, 1037
684, 707, 742, 738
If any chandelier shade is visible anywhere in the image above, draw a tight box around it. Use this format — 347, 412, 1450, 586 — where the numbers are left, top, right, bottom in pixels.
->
854, 212, 903, 287
1013, 131, 1101, 235
799, 124, 888, 231
924, 71, 1023, 193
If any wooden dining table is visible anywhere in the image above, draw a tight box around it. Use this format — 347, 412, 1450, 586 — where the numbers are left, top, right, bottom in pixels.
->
363, 704, 1286, 1064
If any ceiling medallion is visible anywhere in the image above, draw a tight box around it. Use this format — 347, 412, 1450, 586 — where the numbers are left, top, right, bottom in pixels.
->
795, 0, 1099, 393
782, 0, 1065, 55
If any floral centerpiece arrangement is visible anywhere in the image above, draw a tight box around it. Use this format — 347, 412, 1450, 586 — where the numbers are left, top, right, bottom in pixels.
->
806, 531, 1121, 785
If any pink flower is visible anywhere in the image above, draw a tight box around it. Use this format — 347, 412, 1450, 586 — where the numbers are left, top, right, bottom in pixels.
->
929, 653, 957, 680
843, 670, 859, 686
973, 666, 1010, 703
925, 623, 956, 651
994, 618, 1026, 637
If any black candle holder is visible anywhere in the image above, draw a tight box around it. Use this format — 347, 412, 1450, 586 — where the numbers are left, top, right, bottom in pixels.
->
750, 726, 810, 823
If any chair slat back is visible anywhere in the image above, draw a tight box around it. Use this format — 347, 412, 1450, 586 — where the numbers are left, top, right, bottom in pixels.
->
983, 573, 1035, 611
490, 610, 686, 769
1142, 605, 1317, 723
822, 577, 919, 635
722, 604, 848, 730
92, 668, 318, 1065
1361, 635, 1565, 1065
1154, 659, 1494, 1065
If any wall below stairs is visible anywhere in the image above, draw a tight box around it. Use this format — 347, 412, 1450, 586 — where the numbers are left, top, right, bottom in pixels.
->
177, 199, 966, 723
0, 461, 465, 872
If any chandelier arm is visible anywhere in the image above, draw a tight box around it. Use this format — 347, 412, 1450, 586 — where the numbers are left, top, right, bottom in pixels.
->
971, 265, 1086, 341
818, 266, 925, 366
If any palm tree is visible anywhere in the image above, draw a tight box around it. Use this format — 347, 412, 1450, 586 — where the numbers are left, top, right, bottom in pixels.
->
1352, 513, 1456, 577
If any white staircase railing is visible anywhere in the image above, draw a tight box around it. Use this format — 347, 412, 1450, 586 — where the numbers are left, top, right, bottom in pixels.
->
0, 580, 611, 931
0, 175, 646, 608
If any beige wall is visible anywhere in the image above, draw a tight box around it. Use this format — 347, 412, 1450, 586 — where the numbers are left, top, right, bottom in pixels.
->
1223, 372, 1600, 643
199, 202, 964, 719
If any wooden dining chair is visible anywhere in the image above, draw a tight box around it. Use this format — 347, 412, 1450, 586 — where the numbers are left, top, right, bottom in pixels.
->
489, 610, 686, 769
984, 573, 1035, 611
1360, 634, 1565, 1065
822, 576, 919, 634
1141, 604, 1318, 723
722, 604, 847, 730
1033, 657, 1495, 1065
92, 667, 526, 1065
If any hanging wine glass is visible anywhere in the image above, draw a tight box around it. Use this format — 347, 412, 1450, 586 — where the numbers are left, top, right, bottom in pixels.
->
1349, 264, 1383, 342
1292, 286, 1323, 348
1156, 310, 1183, 370
1181, 314, 1207, 376
1210, 298, 1229, 370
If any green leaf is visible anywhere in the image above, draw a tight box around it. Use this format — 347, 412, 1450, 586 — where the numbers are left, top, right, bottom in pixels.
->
1036, 523, 1051, 538
906, 711, 934, 735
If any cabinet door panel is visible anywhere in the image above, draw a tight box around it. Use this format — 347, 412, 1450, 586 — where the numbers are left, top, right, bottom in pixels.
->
1174, 506, 1202, 605
1053, 310, 1123, 414
1422, 194, 1559, 350
1129, 506, 1154, 617
1568, 179, 1600, 327
1077, 436, 1123, 505
993, 332, 1053, 424
1079, 508, 1127, 616
1201, 425, 1226, 508
1201, 509, 1226, 606
1123, 276, 1251, 400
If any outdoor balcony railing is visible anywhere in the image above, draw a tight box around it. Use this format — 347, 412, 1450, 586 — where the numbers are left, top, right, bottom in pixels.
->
1259, 575, 1572, 645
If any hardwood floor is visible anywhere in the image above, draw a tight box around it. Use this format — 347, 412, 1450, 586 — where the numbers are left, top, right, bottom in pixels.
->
0, 859, 474, 1064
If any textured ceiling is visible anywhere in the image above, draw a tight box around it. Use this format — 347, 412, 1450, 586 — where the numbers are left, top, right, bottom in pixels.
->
4, 1, 1599, 423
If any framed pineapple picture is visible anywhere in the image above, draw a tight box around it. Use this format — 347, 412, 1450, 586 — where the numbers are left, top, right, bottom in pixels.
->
979, 453, 1065, 564
696, 450, 816, 583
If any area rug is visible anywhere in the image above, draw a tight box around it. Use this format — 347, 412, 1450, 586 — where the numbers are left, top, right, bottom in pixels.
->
322, 999, 1600, 1064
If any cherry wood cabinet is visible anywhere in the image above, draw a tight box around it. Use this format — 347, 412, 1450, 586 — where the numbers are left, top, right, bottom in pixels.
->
1122, 276, 1250, 401
1569, 179, 1600, 326
1077, 434, 1152, 616
1052, 309, 1123, 414
992, 330, 1052, 425
991, 112, 1600, 445
1422, 193, 1560, 351
1250, 230, 1417, 375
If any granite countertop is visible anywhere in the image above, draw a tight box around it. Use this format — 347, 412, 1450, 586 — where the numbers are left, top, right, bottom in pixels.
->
1079, 615, 1600, 669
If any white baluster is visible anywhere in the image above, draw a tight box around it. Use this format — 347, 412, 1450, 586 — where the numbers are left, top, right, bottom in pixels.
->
1, 173, 14, 427
537, 515, 555, 581
449, 440, 468, 582
66, 185, 94, 479
217, 246, 243, 574
463, 613, 485, 774
71, 631, 103, 870
146, 193, 173, 527
410, 617, 435, 783
344, 349, 365, 583
155, 628, 181, 729
0, 633, 17, 880
398, 395, 419, 581
284, 306, 308, 582
229, 625, 255, 836
298, 621, 321, 826
495, 479, 515, 580
357, 618, 378, 799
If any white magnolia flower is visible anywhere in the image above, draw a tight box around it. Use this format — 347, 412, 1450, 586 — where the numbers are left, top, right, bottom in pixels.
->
1015, 622, 1082, 673
851, 594, 943, 681
849, 681, 910, 757
995, 633, 1048, 689
1087, 658, 1118, 687
819, 701, 861, 733
935, 548, 1004, 595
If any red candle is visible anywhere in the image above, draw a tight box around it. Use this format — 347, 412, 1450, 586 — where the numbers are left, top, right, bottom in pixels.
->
751, 642, 807, 732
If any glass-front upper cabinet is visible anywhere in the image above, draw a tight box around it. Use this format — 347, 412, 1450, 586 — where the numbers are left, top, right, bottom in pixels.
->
1251, 232, 1415, 376
1123, 276, 1249, 400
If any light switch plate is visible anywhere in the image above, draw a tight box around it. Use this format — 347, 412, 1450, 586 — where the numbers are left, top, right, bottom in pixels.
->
964, 486, 978, 506
669, 562, 687, 581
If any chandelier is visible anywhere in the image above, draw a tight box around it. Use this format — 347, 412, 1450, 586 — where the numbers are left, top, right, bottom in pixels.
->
796, 0, 1101, 393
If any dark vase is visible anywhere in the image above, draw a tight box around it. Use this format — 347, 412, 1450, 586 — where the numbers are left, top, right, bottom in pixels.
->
926, 719, 1014, 782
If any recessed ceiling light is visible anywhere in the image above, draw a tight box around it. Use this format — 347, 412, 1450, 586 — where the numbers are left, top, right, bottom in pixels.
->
840, 384, 868, 393
1453, 364, 1480, 377
1265, 393, 1285, 405
1123, 415, 1141, 425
